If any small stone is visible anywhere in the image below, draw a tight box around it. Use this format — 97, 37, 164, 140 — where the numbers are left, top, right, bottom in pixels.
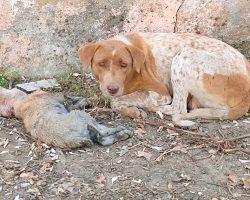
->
50, 148, 56, 154
16, 79, 61, 93
140, 109, 148, 119
116, 159, 122, 164
221, 125, 230, 129
21, 183, 30, 188
127, 142, 133, 147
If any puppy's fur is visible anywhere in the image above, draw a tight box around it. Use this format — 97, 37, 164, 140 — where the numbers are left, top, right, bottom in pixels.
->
0, 88, 131, 148
79, 33, 250, 126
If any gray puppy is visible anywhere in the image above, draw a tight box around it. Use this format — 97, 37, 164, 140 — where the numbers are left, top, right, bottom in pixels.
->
1, 87, 131, 148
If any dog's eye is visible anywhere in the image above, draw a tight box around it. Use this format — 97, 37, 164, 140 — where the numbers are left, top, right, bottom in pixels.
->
98, 62, 105, 67
120, 63, 127, 68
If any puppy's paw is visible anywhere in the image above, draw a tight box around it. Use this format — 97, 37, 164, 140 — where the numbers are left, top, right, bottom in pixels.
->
65, 96, 93, 110
98, 128, 132, 146
114, 129, 133, 141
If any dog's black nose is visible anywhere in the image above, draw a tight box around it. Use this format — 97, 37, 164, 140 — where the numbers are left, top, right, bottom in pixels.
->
107, 85, 119, 95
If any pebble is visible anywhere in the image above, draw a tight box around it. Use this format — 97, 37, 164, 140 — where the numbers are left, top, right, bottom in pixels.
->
20, 183, 30, 188
127, 142, 133, 147
50, 148, 56, 154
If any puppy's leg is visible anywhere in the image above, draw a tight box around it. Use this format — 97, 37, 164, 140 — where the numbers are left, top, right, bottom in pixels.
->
87, 124, 132, 146
64, 95, 93, 110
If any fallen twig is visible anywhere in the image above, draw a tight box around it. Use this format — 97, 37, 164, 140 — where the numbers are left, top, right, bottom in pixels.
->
221, 134, 250, 142
137, 119, 250, 157
156, 144, 205, 162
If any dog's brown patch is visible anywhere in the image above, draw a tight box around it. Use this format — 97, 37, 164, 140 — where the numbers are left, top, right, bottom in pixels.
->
203, 73, 250, 119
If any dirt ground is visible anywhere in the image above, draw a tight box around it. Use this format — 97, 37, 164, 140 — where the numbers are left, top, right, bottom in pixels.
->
0, 74, 250, 200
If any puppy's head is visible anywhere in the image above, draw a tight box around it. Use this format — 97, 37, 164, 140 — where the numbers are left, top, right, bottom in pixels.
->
0, 87, 26, 118
78, 39, 145, 98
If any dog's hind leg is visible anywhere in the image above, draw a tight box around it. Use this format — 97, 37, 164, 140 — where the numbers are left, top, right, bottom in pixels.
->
172, 108, 229, 127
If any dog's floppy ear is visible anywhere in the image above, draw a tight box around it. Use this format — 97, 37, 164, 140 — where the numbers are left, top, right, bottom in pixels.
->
126, 46, 145, 73
78, 43, 100, 69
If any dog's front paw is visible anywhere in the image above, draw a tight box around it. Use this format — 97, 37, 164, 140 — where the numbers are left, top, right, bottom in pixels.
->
156, 105, 180, 116
172, 114, 197, 130
118, 106, 147, 119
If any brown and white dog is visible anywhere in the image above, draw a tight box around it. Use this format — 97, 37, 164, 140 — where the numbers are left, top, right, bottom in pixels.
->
78, 33, 250, 127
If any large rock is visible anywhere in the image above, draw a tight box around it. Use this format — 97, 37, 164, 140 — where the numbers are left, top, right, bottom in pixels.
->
123, 0, 250, 58
0, 0, 249, 78
175, 0, 250, 57
0, 0, 133, 77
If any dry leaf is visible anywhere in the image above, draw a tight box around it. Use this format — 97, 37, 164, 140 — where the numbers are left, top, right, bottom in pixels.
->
167, 129, 178, 135
181, 174, 192, 181
111, 176, 119, 185
27, 188, 41, 196
239, 159, 250, 163
156, 111, 164, 119
167, 183, 173, 190
0, 150, 9, 154
137, 151, 152, 161
151, 146, 164, 152
132, 179, 142, 184
56, 186, 65, 195
228, 175, 239, 183
245, 165, 250, 170
134, 128, 146, 137
157, 126, 164, 132
14, 195, 20, 200
95, 174, 106, 188
208, 149, 217, 154
40, 162, 53, 173
172, 174, 192, 182
242, 178, 250, 189
20, 172, 34, 178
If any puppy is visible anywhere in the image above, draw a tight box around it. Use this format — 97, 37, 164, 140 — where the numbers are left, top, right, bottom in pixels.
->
78, 33, 250, 126
0, 87, 131, 148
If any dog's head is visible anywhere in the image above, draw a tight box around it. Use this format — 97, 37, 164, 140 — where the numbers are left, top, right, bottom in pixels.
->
78, 39, 146, 97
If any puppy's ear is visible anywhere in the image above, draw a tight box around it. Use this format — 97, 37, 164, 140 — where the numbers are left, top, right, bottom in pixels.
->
78, 43, 100, 69
126, 46, 145, 73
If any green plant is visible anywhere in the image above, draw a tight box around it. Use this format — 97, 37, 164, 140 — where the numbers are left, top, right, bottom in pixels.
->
5, 70, 21, 81
0, 74, 8, 87
100, 96, 111, 108
0, 70, 22, 88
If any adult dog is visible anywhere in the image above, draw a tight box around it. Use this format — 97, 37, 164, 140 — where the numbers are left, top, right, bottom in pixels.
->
79, 33, 250, 126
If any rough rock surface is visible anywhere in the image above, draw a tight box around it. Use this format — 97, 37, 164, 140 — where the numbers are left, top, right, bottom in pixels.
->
0, 0, 133, 77
0, 0, 249, 78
